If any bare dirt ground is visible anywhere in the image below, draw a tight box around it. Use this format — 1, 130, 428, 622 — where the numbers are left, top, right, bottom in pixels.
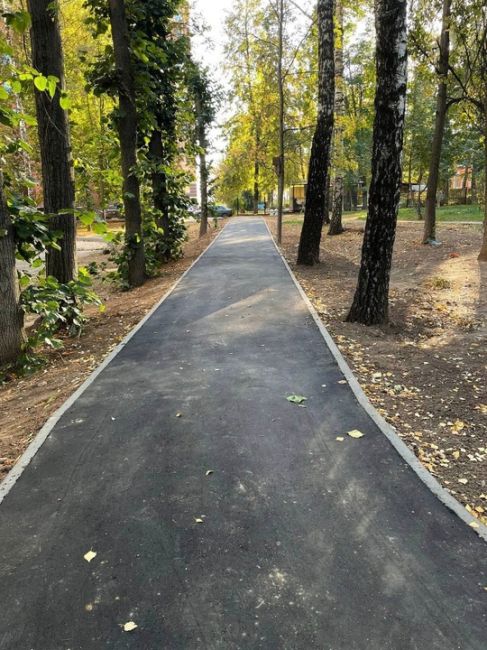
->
0, 223, 220, 479
266, 217, 487, 525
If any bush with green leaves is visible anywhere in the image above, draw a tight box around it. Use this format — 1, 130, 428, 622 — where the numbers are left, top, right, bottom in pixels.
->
21, 268, 104, 349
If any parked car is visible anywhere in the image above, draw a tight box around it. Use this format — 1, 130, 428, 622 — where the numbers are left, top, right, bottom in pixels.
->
211, 205, 233, 218
187, 204, 201, 220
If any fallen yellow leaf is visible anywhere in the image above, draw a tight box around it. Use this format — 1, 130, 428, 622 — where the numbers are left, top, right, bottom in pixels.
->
348, 429, 365, 439
123, 621, 138, 632
84, 550, 97, 563
336, 437, 345, 442
469, 521, 480, 529
194, 518, 204, 524
451, 420, 465, 433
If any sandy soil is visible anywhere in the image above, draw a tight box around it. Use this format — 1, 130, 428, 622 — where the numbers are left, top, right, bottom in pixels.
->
265, 217, 487, 525
0, 223, 220, 478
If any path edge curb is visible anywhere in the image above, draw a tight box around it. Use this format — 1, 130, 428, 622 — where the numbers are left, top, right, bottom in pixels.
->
263, 218, 487, 542
0, 224, 228, 506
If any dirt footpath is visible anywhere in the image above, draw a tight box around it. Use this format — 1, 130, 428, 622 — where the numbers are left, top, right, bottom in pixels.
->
266, 218, 487, 525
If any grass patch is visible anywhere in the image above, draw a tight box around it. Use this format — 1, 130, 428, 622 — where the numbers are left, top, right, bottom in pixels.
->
349, 204, 484, 222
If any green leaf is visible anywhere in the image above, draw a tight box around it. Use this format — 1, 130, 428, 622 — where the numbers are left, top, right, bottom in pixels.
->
78, 211, 96, 226
0, 86, 9, 101
92, 221, 107, 235
59, 94, 71, 110
5, 11, 31, 34
47, 76, 58, 99
11, 79, 22, 94
34, 75, 47, 92
287, 395, 307, 404
0, 38, 13, 56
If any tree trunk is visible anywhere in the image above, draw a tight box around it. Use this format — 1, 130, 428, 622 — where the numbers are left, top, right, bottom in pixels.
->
406, 150, 413, 207
347, 0, 408, 325
253, 160, 260, 214
423, 0, 451, 244
322, 172, 331, 225
479, 108, 487, 261
276, 0, 285, 244
27, 0, 76, 283
462, 164, 469, 204
148, 130, 170, 257
297, 0, 335, 265
108, 0, 145, 287
416, 169, 423, 219
196, 94, 209, 237
0, 179, 25, 365
329, 0, 345, 237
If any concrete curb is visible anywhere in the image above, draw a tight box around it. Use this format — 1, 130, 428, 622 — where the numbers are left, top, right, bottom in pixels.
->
263, 218, 487, 542
0, 225, 228, 506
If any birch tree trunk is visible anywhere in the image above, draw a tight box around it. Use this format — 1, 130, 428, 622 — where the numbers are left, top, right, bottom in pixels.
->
276, 0, 285, 244
27, 0, 76, 283
329, 0, 345, 236
0, 179, 25, 365
297, 0, 335, 265
347, 0, 408, 325
423, 0, 451, 244
108, 0, 145, 287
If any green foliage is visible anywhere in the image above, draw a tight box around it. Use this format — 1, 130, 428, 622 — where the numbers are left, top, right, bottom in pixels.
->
9, 199, 60, 265
17, 269, 103, 373
22, 268, 102, 340
142, 213, 187, 276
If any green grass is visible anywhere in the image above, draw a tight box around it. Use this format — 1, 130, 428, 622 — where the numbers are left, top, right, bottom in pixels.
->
349, 204, 484, 222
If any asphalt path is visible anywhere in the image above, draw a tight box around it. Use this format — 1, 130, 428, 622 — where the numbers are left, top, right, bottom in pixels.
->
0, 218, 486, 649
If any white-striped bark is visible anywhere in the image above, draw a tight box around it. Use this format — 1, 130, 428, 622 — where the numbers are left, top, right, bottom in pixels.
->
347, 0, 408, 325
297, 0, 335, 265
329, 0, 345, 236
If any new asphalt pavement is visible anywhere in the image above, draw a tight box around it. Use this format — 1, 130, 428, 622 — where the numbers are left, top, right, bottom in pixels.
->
0, 218, 486, 649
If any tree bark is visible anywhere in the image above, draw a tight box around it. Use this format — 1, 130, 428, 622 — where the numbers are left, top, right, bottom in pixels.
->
108, 0, 145, 287
0, 179, 25, 365
148, 130, 170, 256
347, 0, 408, 325
406, 150, 413, 207
479, 107, 487, 261
297, 0, 335, 265
423, 0, 451, 244
253, 158, 260, 214
27, 0, 76, 283
322, 172, 331, 225
276, 0, 285, 244
329, 0, 345, 236
196, 94, 209, 237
